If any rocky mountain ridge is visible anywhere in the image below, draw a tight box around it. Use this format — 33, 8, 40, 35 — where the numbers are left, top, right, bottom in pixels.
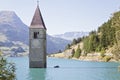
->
53, 32, 89, 41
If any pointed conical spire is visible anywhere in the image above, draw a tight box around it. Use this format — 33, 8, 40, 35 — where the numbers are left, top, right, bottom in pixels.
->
30, 4, 46, 29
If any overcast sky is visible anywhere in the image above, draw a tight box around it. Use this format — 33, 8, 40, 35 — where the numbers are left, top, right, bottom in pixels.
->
0, 0, 120, 35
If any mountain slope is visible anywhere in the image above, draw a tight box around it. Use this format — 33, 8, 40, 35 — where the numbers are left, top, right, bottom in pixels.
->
47, 35, 71, 54
0, 11, 29, 44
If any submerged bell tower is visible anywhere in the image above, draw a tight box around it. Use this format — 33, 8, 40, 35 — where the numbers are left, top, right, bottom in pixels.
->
29, 2, 47, 68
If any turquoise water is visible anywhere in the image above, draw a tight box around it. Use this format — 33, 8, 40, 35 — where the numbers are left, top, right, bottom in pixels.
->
8, 57, 120, 80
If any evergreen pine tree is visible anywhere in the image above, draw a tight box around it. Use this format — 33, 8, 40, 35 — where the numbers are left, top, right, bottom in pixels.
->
74, 45, 81, 58
71, 49, 75, 57
71, 39, 77, 45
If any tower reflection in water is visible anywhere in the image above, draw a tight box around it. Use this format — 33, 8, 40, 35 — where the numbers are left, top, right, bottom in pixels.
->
28, 68, 46, 80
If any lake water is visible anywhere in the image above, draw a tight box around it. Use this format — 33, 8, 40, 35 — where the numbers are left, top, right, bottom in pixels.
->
8, 57, 120, 80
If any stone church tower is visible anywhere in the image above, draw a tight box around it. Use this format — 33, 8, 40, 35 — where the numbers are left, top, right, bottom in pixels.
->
29, 4, 47, 68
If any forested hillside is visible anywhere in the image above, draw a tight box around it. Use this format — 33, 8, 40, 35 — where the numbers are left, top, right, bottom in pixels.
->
83, 11, 120, 53
64, 11, 120, 61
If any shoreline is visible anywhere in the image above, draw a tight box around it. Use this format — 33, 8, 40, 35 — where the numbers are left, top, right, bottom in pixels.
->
48, 53, 118, 62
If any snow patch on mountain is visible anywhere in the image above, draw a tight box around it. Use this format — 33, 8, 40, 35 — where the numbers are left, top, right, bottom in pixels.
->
53, 32, 89, 41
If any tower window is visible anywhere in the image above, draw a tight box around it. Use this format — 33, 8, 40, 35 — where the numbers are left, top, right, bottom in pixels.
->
34, 32, 39, 39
